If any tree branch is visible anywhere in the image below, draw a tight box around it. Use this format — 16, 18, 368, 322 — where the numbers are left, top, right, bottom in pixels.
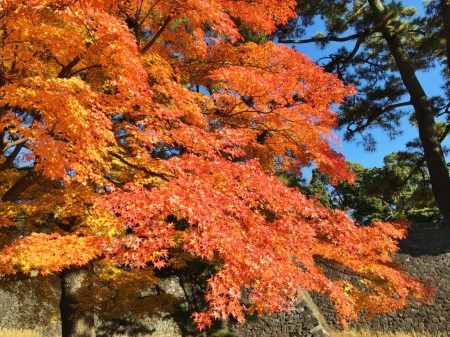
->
2, 170, 40, 202
108, 151, 174, 181
279, 31, 367, 44
58, 56, 81, 79
0, 131, 6, 152
140, 15, 172, 54
0, 141, 26, 171
2, 137, 28, 153
346, 101, 412, 134
118, 4, 141, 42
344, 34, 365, 63
68, 64, 102, 77
381, 100, 413, 111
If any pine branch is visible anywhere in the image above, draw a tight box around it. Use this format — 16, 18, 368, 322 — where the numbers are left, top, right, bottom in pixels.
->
279, 31, 368, 44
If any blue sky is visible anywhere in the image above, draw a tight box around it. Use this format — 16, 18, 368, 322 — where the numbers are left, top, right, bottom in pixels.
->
289, 0, 449, 170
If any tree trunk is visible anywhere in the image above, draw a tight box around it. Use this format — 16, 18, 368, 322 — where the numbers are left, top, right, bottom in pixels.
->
369, 0, 450, 228
60, 268, 95, 337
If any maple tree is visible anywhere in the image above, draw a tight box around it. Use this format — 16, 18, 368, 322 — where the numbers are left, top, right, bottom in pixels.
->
0, 1, 433, 336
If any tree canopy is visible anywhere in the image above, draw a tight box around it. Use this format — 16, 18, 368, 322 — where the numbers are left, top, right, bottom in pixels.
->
0, 0, 432, 334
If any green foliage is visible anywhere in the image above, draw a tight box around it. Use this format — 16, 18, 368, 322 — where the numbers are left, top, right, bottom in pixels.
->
276, 172, 300, 188
236, 23, 268, 44
298, 170, 333, 209
299, 152, 440, 225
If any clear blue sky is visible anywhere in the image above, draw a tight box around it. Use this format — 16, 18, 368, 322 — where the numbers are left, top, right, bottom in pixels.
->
290, 0, 448, 170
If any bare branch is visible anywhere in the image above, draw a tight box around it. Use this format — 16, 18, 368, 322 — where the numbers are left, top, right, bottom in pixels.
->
2, 137, 28, 153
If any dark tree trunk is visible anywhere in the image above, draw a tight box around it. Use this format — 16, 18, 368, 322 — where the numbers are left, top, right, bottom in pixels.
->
369, 0, 450, 228
60, 268, 95, 337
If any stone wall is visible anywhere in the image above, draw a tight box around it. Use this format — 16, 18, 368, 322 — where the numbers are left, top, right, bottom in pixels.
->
253, 224, 450, 336
316, 222, 450, 334
229, 291, 331, 337
0, 277, 61, 337
0, 277, 183, 337
1, 223, 449, 336
242, 222, 450, 335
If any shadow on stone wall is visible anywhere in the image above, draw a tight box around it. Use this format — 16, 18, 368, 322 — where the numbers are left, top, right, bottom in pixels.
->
228, 292, 331, 337
313, 223, 450, 334
228, 223, 450, 336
